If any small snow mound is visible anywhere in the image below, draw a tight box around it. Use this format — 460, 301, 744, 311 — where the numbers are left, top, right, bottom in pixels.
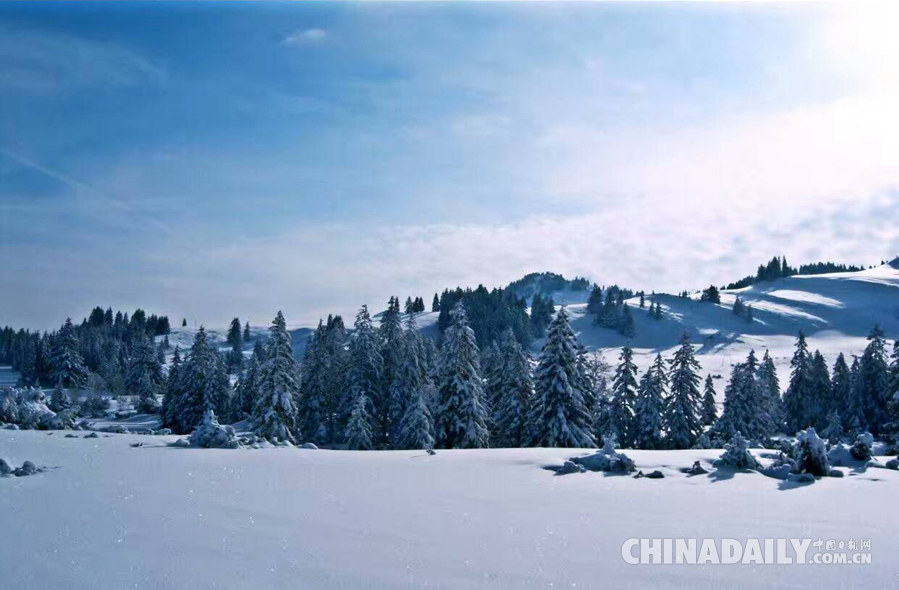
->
300, 442, 319, 450
556, 460, 586, 475
828, 469, 845, 478
0, 458, 11, 476
188, 410, 238, 449
849, 432, 874, 461
885, 459, 899, 470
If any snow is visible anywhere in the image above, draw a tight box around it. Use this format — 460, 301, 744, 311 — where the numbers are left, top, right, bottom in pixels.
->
1, 430, 898, 588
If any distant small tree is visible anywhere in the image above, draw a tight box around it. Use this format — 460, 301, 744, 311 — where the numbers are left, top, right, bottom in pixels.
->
700, 286, 721, 304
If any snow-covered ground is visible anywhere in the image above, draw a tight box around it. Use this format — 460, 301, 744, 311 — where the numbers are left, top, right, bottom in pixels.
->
1, 429, 896, 589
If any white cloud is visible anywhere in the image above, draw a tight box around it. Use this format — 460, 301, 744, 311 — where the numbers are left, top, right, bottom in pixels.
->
283, 28, 327, 46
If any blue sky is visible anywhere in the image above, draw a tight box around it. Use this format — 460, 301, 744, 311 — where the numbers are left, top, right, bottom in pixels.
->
2, 1, 898, 330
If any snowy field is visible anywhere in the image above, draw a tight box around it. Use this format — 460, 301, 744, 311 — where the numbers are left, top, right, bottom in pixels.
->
2, 429, 897, 589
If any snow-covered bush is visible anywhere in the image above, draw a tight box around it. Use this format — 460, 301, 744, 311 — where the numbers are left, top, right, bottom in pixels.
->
714, 431, 760, 469
80, 393, 111, 418
188, 409, 238, 449
849, 432, 874, 461
570, 439, 636, 473
47, 408, 79, 430
0, 387, 20, 424
691, 433, 712, 450
49, 383, 73, 413
17, 388, 55, 429
136, 393, 161, 415
793, 428, 831, 477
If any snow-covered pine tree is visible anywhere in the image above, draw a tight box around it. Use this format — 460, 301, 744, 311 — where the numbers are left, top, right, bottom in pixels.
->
343, 306, 382, 444
609, 344, 638, 447
160, 347, 182, 429
664, 334, 704, 448
378, 296, 405, 443
253, 312, 301, 443
388, 315, 426, 444
432, 293, 440, 313
243, 321, 251, 341
713, 350, 773, 442
49, 380, 72, 412
396, 390, 435, 450
830, 352, 851, 421
49, 319, 88, 388
495, 329, 534, 447
125, 333, 163, 394
433, 302, 490, 449
757, 350, 784, 432
345, 393, 374, 450
857, 324, 890, 435
633, 355, 666, 449
529, 307, 595, 448
700, 374, 718, 426
821, 409, 844, 443
226, 318, 242, 347
298, 322, 330, 444
481, 339, 505, 438
808, 350, 832, 430
232, 340, 265, 420
136, 370, 161, 414
783, 331, 813, 433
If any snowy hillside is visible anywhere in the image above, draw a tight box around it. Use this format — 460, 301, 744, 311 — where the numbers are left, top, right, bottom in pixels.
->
554, 264, 899, 401
2, 429, 897, 589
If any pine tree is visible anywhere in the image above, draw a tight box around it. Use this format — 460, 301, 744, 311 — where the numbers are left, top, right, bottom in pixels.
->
433, 302, 490, 449
160, 347, 182, 429
700, 374, 718, 426
783, 331, 813, 433
481, 340, 505, 436
253, 312, 301, 443
388, 315, 427, 444
126, 333, 163, 394
49, 380, 72, 412
665, 334, 704, 448
396, 391, 435, 450
495, 329, 534, 447
432, 293, 440, 313
344, 306, 382, 444
135, 370, 161, 414
808, 350, 832, 430
821, 409, 844, 443
830, 352, 851, 419
529, 307, 595, 448
378, 296, 405, 443
609, 344, 638, 447
49, 319, 88, 388
182, 318, 187, 327
345, 394, 374, 450
857, 324, 890, 435
757, 350, 784, 431
298, 322, 330, 444
633, 355, 666, 449
232, 340, 265, 420
243, 321, 251, 341
227, 318, 242, 347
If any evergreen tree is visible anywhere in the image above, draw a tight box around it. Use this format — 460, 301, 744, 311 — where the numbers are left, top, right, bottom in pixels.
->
846, 356, 863, 425
135, 370, 161, 414
481, 340, 505, 436
830, 353, 851, 419
433, 302, 490, 449
857, 324, 890, 435
49, 319, 88, 388
49, 380, 72, 412
665, 334, 704, 448
126, 333, 163, 394
609, 344, 638, 447
388, 314, 428, 443
226, 318, 242, 347
432, 293, 440, 313
232, 340, 265, 420
757, 350, 784, 431
344, 306, 382, 444
808, 350, 832, 430
821, 409, 845, 443
160, 347, 182, 428
395, 391, 435, 450
253, 312, 301, 443
529, 307, 595, 448
783, 331, 814, 433
495, 329, 534, 447
243, 321, 251, 341
345, 394, 374, 450
298, 322, 331, 444
378, 296, 405, 443
700, 374, 718, 426
182, 318, 187, 327
633, 355, 666, 449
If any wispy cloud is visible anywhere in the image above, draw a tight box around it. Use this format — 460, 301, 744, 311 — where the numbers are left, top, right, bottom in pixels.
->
0, 26, 164, 93
283, 28, 327, 46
